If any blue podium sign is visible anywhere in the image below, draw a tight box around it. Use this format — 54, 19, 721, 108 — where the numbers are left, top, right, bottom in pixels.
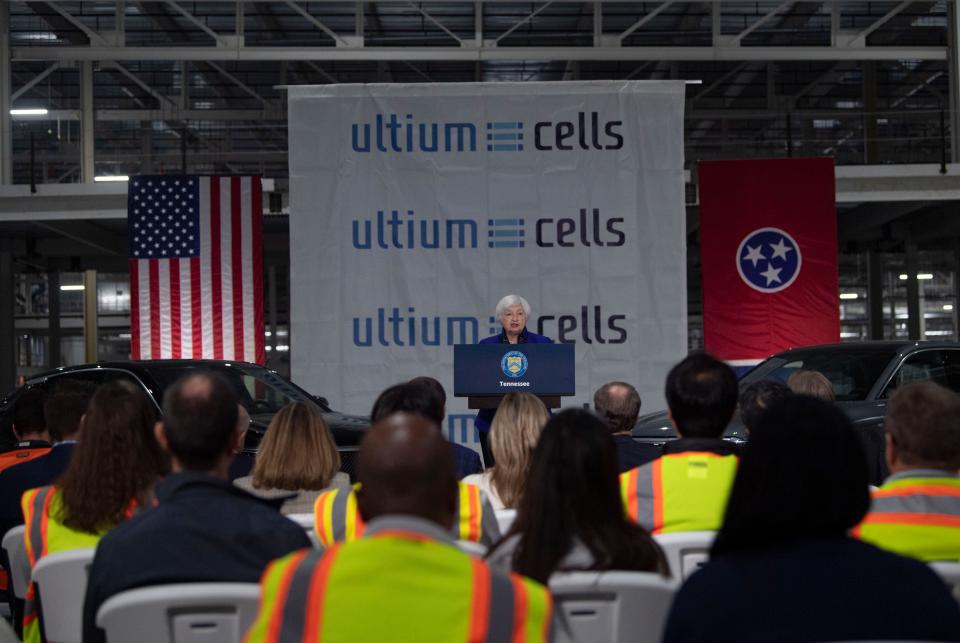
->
453, 344, 576, 399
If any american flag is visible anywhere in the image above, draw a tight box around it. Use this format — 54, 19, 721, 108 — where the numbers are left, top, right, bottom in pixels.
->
128, 175, 265, 364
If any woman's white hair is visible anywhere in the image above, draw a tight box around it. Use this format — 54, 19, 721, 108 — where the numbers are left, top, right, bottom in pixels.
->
495, 294, 531, 320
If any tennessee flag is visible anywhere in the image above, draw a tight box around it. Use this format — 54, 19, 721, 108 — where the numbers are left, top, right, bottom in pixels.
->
699, 158, 839, 364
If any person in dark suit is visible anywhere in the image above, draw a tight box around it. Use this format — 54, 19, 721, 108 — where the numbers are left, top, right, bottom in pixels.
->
0, 379, 95, 539
82, 373, 310, 643
371, 379, 482, 479
593, 382, 661, 472
475, 294, 553, 466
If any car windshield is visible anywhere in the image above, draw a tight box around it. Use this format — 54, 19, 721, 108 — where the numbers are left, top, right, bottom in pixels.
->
739, 346, 899, 401
148, 364, 317, 414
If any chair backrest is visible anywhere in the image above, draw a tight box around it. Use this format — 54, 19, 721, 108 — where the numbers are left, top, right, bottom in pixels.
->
2, 526, 28, 600
456, 540, 487, 557
549, 571, 678, 643
494, 509, 516, 535
286, 513, 319, 547
97, 583, 261, 643
930, 562, 960, 603
31, 548, 96, 643
653, 531, 716, 580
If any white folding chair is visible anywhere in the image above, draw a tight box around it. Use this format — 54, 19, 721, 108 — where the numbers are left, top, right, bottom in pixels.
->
2, 526, 29, 601
31, 548, 95, 643
456, 540, 487, 557
930, 561, 960, 603
549, 571, 678, 643
286, 512, 320, 548
653, 531, 716, 580
494, 509, 516, 535
96, 583, 261, 643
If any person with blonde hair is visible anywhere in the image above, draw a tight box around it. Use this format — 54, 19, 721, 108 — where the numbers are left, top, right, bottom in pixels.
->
463, 392, 549, 510
786, 369, 835, 401
234, 401, 348, 513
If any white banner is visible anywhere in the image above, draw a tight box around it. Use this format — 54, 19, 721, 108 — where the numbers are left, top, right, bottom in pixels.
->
289, 81, 687, 445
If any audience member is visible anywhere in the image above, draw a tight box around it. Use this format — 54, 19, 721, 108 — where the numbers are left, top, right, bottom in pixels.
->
487, 409, 667, 585
856, 381, 960, 561
246, 413, 552, 642
462, 392, 548, 510
593, 381, 662, 471
372, 378, 481, 478
0, 379, 95, 540
663, 396, 960, 643
315, 390, 501, 547
82, 373, 310, 643
620, 353, 739, 533
786, 369, 835, 400
234, 401, 349, 513
21, 381, 166, 643
738, 379, 792, 435
0, 388, 51, 473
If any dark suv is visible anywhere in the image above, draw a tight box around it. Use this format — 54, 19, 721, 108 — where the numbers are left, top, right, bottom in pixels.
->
0, 360, 369, 479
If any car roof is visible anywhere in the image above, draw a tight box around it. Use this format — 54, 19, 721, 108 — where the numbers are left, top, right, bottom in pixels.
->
23, 360, 268, 384
770, 340, 960, 359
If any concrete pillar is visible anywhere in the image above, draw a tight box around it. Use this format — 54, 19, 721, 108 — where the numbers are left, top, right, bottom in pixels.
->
0, 245, 14, 394
80, 62, 95, 182
47, 271, 61, 367
0, 2, 12, 185
83, 269, 98, 362
863, 62, 879, 164
867, 249, 885, 340
905, 236, 921, 340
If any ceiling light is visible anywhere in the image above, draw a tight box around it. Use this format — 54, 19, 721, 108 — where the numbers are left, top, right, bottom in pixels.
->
10, 108, 48, 116
839, 293, 858, 300
944, 304, 954, 311
94, 175, 129, 182
59, 285, 84, 291
917, 273, 934, 280
898, 274, 908, 280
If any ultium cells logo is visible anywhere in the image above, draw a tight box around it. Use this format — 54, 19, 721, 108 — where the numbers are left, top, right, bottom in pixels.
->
351, 112, 623, 153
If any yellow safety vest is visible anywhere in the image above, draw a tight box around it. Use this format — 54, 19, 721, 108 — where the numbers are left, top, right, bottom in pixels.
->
620, 452, 739, 534
21, 486, 103, 643
314, 482, 498, 547
244, 529, 552, 642
855, 476, 960, 562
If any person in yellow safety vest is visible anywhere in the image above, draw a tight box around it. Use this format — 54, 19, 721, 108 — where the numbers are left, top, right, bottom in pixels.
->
247, 413, 551, 643
20, 381, 166, 643
621, 353, 741, 534
855, 381, 960, 561
313, 480, 500, 548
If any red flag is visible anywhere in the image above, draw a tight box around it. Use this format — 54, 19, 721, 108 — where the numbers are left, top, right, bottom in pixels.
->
128, 175, 265, 364
699, 158, 839, 363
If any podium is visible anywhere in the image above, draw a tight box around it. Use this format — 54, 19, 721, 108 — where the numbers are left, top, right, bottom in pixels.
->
453, 344, 575, 410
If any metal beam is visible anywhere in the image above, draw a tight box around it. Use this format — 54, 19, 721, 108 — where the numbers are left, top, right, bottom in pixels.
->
849, 0, 913, 46
205, 61, 269, 104
495, 2, 557, 45
618, 1, 676, 42
43, 2, 108, 45
164, 1, 228, 46
11, 45, 949, 62
405, 2, 463, 44
80, 61, 94, 183
281, 0, 348, 45
0, 3, 11, 185
730, 0, 794, 46
11, 62, 65, 102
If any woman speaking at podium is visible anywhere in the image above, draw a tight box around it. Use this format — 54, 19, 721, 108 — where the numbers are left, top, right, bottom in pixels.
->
475, 294, 553, 466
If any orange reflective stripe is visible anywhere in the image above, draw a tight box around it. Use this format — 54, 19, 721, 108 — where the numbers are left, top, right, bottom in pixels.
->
651, 459, 664, 534
370, 529, 433, 543
21, 488, 38, 566
313, 492, 331, 543
873, 485, 960, 498
38, 488, 53, 559
468, 557, 491, 643
468, 486, 481, 542
624, 469, 639, 521
861, 512, 960, 528
541, 589, 553, 642
301, 545, 341, 643
510, 575, 528, 643
265, 550, 309, 643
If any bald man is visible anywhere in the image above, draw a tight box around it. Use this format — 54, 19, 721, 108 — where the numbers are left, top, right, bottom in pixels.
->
246, 413, 554, 643
83, 373, 309, 643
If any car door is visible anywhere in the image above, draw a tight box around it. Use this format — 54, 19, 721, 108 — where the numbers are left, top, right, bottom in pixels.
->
881, 349, 958, 399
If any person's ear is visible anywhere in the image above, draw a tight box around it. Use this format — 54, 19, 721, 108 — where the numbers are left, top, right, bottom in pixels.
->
11, 424, 21, 443
75, 414, 87, 440
154, 421, 170, 452
884, 432, 898, 472
233, 427, 247, 454
666, 408, 680, 434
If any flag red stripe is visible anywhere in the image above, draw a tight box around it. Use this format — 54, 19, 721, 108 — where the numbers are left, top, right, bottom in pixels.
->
129, 260, 141, 360
148, 261, 160, 359
190, 256, 202, 359
231, 177, 244, 361
210, 179, 224, 360
169, 258, 181, 359
252, 177, 265, 365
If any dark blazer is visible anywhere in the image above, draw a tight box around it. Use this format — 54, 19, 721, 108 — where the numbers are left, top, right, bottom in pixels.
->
0, 442, 76, 537
612, 435, 661, 473
663, 537, 960, 643
82, 472, 311, 643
